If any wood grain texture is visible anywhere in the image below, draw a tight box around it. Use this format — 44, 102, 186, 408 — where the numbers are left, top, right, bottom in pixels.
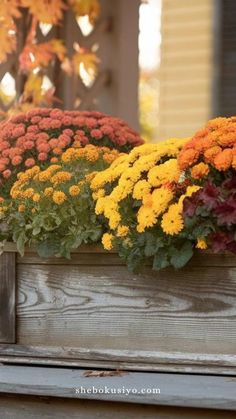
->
1, 345, 236, 371
1, 354, 236, 375
0, 365, 236, 410
1, 246, 236, 372
15, 263, 236, 358
1, 395, 235, 419
3, 242, 236, 266
0, 252, 16, 343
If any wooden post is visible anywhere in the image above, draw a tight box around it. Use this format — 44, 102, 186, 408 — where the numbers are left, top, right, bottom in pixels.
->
98, 0, 140, 130
59, 0, 140, 130
0, 252, 16, 343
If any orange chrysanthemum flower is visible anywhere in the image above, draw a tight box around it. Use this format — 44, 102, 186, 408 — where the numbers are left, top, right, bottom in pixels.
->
178, 116, 236, 175
191, 162, 210, 179
214, 149, 233, 171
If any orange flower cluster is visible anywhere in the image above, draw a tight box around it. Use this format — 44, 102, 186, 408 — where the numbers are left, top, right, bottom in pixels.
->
178, 117, 236, 177
0, 108, 143, 189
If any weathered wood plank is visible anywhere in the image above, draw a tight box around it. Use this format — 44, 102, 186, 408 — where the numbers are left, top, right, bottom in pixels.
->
1, 354, 236, 375
15, 264, 236, 357
0, 366, 236, 410
0, 252, 16, 343
16, 252, 236, 267
17, 252, 124, 266
1, 395, 235, 419
0, 345, 236, 370
3, 242, 236, 267
3, 242, 116, 254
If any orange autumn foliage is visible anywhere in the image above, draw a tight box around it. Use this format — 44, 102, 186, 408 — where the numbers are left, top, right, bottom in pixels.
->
0, 0, 100, 115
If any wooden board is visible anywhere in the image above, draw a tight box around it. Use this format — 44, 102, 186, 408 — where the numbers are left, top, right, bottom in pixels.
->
0, 252, 16, 343
1, 394, 236, 419
0, 365, 236, 410
15, 263, 236, 356
1, 245, 236, 374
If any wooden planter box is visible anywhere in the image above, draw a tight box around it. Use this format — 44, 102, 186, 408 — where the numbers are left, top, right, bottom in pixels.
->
0, 243, 236, 375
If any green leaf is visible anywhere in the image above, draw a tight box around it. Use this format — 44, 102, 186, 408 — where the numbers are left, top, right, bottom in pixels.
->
153, 249, 169, 270
32, 227, 41, 236
126, 248, 144, 273
144, 234, 163, 257
170, 241, 193, 269
37, 241, 59, 258
16, 231, 27, 256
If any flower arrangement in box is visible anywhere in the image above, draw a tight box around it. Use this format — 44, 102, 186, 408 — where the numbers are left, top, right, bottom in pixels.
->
1, 144, 121, 257
0, 108, 143, 197
178, 116, 236, 254
91, 138, 201, 271
0, 111, 235, 269
91, 117, 236, 271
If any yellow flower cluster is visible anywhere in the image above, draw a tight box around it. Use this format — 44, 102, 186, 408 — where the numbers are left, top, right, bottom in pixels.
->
61, 145, 120, 164
91, 139, 197, 244
10, 144, 123, 214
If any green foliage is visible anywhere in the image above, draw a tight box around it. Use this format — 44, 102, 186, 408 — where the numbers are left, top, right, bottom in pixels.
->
115, 228, 194, 272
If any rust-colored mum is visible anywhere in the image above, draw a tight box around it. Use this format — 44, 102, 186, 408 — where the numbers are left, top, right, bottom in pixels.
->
191, 162, 210, 179
178, 116, 236, 175
0, 108, 143, 191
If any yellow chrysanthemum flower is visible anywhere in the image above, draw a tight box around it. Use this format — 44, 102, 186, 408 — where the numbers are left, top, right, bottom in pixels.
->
102, 233, 114, 250
38, 171, 52, 182
52, 191, 67, 205
161, 204, 184, 235
133, 180, 151, 200
44, 187, 54, 197
51, 171, 72, 185
69, 185, 80, 197
32, 193, 41, 203
117, 225, 129, 237
95, 197, 106, 215
11, 190, 23, 199
137, 205, 157, 232
148, 159, 180, 187
92, 188, 105, 200
18, 204, 26, 212
23, 188, 34, 198
108, 211, 121, 229
152, 187, 173, 215
196, 238, 207, 250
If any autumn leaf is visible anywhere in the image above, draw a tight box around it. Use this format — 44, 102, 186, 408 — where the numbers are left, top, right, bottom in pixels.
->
50, 39, 67, 62
0, 0, 21, 63
22, 73, 44, 103
21, 0, 66, 25
20, 73, 56, 107
69, 0, 100, 23
73, 49, 99, 77
19, 40, 66, 72
0, 0, 21, 24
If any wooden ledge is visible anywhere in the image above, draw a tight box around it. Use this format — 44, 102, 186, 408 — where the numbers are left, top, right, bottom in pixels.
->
0, 365, 236, 410
2, 242, 236, 267
2, 242, 114, 254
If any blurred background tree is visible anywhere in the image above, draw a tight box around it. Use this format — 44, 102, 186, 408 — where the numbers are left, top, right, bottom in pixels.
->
0, 0, 100, 117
